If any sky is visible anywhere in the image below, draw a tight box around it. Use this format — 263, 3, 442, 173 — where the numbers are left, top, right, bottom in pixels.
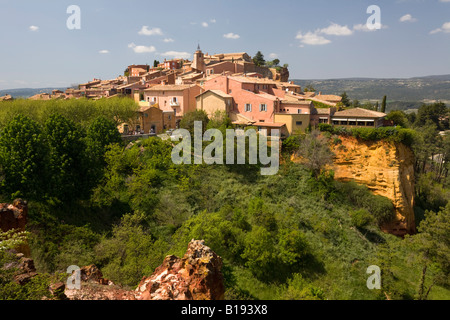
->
0, 0, 450, 90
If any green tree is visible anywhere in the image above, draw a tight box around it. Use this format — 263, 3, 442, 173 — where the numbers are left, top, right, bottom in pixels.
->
252, 51, 265, 67
381, 95, 387, 113
340, 92, 351, 108
386, 110, 409, 128
43, 114, 90, 201
272, 59, 280, 67
153, 60, 160, 68
94, 212, 164, 286
407, 204, 450, 300
296, 130, 334, 178
241, 226, 276, 280
352, 99, 361, 108
414, 102, 448, 130
0, 115, 49, 200
179, 110, 209, 135
86, 116, 123, 183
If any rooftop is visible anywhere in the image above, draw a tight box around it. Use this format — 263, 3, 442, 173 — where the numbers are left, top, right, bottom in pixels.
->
144, 84, 197, 91
333, 108, 387, 118
196, 89, 232, 99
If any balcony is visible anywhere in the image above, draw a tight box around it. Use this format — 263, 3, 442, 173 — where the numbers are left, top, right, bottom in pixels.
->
170, 100, 180, 107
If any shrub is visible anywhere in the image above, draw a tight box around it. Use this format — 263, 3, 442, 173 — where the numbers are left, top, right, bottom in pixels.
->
350, 209, 374, 228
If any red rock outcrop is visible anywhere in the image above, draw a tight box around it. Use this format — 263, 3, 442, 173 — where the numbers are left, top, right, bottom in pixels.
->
0, 199, 30, 255
0, 199, 28, 232
135, 239, 225, 300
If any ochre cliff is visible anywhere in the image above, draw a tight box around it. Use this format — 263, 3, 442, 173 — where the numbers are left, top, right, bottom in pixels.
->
331, 136, 416, 236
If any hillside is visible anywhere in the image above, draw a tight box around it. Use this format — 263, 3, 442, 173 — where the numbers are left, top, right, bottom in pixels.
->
0, 87, 67, 99
293, 75, 450, 110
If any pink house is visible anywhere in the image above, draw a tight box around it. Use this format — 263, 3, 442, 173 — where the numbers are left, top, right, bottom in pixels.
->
202, 75, 282, 123
143, 84, 201, 122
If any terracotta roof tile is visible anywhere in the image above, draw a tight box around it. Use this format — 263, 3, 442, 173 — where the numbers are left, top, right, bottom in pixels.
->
333, 108, 386, 118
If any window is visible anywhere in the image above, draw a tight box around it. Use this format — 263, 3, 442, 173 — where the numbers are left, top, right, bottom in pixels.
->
260, 104, 267, 112
298, 109, 302, 114
245, 104, 252, 112
153, 97, 157, 102
168, 115, 172, 121
229, 89, 232, 94
172, 97, 178, 103
296, 121, 303, 126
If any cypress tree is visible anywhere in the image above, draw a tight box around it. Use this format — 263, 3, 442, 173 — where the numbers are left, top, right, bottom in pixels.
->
381, 96, 387, 113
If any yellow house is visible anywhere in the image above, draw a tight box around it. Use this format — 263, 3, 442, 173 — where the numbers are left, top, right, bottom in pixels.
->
195, 90, 233, 117
274, 113, 310, 136
118, 103, 176, 135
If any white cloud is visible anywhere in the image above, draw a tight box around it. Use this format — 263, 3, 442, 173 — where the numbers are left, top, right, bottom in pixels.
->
210, 19, 216, 23
160, 51, 191, 59
99, 50, 109, 54
138, 26, 163, 36
430, 22, 450, 34
202, 22, 209, 28
223, 32, 240, 39
399, 14, 417, 23
29, 25, 39, 32
269, 53, 278, 59
296, 31, 331, 45
353, 23, 388, 32
163, 38, 174, 43
128, 43, 156, 53
439, 0, 450, 2
319, 23, 353, 36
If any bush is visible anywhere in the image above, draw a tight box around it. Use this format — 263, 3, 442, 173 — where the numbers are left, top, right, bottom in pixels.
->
350, 209, 374, 228
94, 212, 166, 287
336, 182, 395, 224
317, 124, 416, 146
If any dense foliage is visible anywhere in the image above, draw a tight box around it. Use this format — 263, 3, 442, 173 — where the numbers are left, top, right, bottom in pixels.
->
0, 101, 449, 300
317, 124, 416, 147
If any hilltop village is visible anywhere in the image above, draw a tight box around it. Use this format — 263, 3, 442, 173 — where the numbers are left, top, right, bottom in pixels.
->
8, 47, 389, 137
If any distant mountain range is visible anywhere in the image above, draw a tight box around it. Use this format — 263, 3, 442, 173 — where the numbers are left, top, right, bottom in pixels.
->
0, 87, 68, 99
293, 74, 450, 110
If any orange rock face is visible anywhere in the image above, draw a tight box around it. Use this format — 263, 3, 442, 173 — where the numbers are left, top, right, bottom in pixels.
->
331, 136, 416, 236
135, 240, 225, 300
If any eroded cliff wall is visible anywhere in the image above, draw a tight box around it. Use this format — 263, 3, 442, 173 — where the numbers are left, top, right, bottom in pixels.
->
332, 136, 416, 236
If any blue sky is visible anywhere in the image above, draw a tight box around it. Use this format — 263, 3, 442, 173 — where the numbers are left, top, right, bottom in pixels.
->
0, 0, 449, 89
